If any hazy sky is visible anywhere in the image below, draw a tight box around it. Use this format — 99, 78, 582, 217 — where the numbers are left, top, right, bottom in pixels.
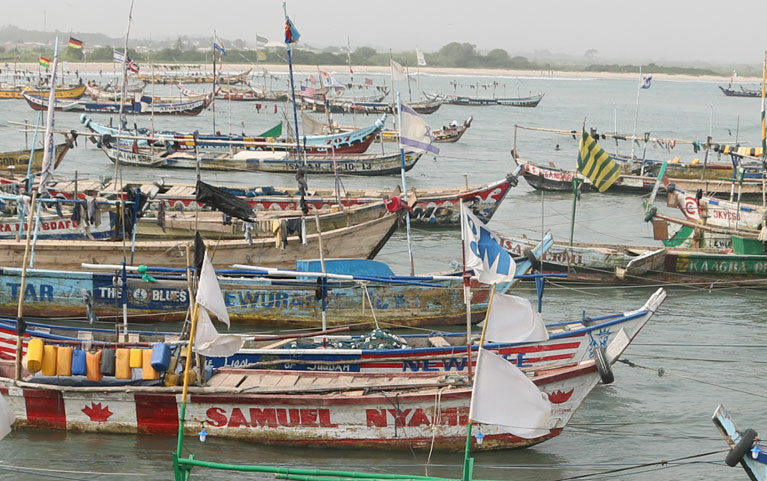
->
6, 0, 767, 65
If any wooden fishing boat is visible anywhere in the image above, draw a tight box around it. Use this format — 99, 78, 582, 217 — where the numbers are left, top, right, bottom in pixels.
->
295, 95, 438, 115
0, 210, 114, 240
81, 114, 384, 155
136, 201, 389, 240
501, 233, 767, 285
180, 84, 262, 101
0, 233, 549, 327
0, 287, 665, 373
22, 92, 211, 116
43, 172, 519, 226
378, 116, 472, 144
713, 404, 767, 480
0, 83, 86, 100
496, 93, 545, 107
516, 158, 767, 199
719, 85, 762, 97
98, 144, 424, 175
85, 81, 146, 101
0, 138, 73, 173
669, 188, 767, 231
138, 68, 252, 85
0, 213, 399, 271
0, 329, 628, 450
648, 210, 765, 253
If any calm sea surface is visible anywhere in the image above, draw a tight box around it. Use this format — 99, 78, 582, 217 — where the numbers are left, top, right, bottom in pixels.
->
0, 70, 765, 480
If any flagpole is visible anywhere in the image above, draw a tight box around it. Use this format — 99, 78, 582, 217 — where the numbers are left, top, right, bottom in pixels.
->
631, 66, 641, 169
212, 31, 217, 134
283, 2, 303, 165
459, 199, 472, 380
396, 92, 415, 276
761, 50, 766, 171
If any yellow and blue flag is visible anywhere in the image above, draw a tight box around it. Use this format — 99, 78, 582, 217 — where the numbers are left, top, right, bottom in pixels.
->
577, 130, 621, 192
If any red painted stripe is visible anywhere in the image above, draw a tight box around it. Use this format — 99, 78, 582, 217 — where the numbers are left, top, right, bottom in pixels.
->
23, 389, 66, 428
0, 386, 8, 395
134, 393, 179, 434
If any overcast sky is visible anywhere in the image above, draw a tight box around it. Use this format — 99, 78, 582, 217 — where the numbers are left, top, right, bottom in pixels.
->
6, 0, 767, 65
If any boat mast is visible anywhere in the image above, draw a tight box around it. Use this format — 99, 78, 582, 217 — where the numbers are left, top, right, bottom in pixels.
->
396, 92, 415, 276
761, 50, 766, 207
212, 30, 218, 134
630, 66, 642, 165
117, 0, 135, 132
283, 3, 303, 165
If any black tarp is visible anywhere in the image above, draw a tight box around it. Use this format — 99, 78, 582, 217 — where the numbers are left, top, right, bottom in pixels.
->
195, 180, 254, 222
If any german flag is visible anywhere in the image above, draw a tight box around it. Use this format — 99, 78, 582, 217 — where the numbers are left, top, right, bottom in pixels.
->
576, 130, 621, 192
68, 37, 83, 49
39, 56, 51, 68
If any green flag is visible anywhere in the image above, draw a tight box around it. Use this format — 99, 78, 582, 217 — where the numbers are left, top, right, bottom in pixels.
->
259, 122, 282, 138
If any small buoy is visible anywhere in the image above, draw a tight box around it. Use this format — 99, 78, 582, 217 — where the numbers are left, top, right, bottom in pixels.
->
26, 338, 44, 372
129, 348, 143, 368
86, 350, 103, 381
71, 348, 86, 376
474, 431, 485, 445
41, 345, 58, 376
56, 346, 73, 376
150, 344, 171, 372
198, 429, 208, 442
115, 348, 131, 379
142, 349, 160, 380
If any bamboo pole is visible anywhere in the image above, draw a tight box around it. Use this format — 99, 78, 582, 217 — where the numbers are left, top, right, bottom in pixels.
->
14, 190, 38, 380
176, 243, 200, 458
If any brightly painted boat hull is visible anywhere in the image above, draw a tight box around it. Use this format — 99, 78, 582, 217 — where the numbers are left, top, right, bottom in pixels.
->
0, 141, 71, 172
0, 360, 601, 451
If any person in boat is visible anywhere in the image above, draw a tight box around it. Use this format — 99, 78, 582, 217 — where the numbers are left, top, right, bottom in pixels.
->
555, 144, 561, 151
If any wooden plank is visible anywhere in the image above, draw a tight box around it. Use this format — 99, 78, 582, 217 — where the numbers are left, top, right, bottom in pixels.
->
274, 374, 300, 387
428, 336, 451, 348
260, 338, 297, 350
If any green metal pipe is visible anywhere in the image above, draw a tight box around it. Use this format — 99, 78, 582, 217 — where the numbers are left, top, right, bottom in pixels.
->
275, 475, 450, 481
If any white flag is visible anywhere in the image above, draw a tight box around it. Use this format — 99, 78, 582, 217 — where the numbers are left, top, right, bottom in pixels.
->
38, 43, 59, 192
482, 294, 549, 343
194, 309, 244, 358
399, 104, 439, 154
390, 59, 406, 81
469, 348, 551, 439
302, 111, 327, 136
462, 204, 516, 284
0, 393, 14, 440
196, 251, 230, 326
416, 49, 426, 67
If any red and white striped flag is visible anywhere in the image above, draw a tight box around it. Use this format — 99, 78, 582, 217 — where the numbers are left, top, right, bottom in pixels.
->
300, 86, 316, 98
365, 77, 373, 86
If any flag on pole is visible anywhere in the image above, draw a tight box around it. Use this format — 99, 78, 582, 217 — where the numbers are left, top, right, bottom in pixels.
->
461, 204, 516, 284
390, 59, 406, 81
308, 74, 317, 85
299, 86, 316, 98
193, 248, 243, 357
113, 48, 125, 64
416, 48, 426, 67
469, 348, 551, 439
256, 35, 269, 45
365, 77, 373, 86
39, 56, 50, 68
0, 393, 14, 440
640, 76, 652, 89
68, 37, 83, 49
576, 130, 621, 192
320, 71, 344, 89
481, 294, 549, 343
38, 43, 59, 192
284, 17, 300, 44
399, 104, 439, 155
214, 42, 226, 56
126, 58, 139, 73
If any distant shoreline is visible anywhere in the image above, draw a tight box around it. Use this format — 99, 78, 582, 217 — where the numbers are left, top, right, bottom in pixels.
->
8, 62, 763, 83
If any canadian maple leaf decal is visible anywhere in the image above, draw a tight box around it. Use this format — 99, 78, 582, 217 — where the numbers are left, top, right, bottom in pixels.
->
82, 402, 113, 422
547, 389, 574, 404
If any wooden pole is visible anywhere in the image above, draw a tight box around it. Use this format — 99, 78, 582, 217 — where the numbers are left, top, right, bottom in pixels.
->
176, 243, 200, 457
14, 191, 38, 380
314, 213, 327, 335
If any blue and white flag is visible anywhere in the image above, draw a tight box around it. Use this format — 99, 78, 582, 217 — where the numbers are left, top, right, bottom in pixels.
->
113, 48, 125, 64
640, 76, 652, 89
462, 204, 516, 284
214, 42, 226, 56
399, 104, 439, 155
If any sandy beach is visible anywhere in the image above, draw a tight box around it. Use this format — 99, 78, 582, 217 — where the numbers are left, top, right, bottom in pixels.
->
8, 62, 761, 83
